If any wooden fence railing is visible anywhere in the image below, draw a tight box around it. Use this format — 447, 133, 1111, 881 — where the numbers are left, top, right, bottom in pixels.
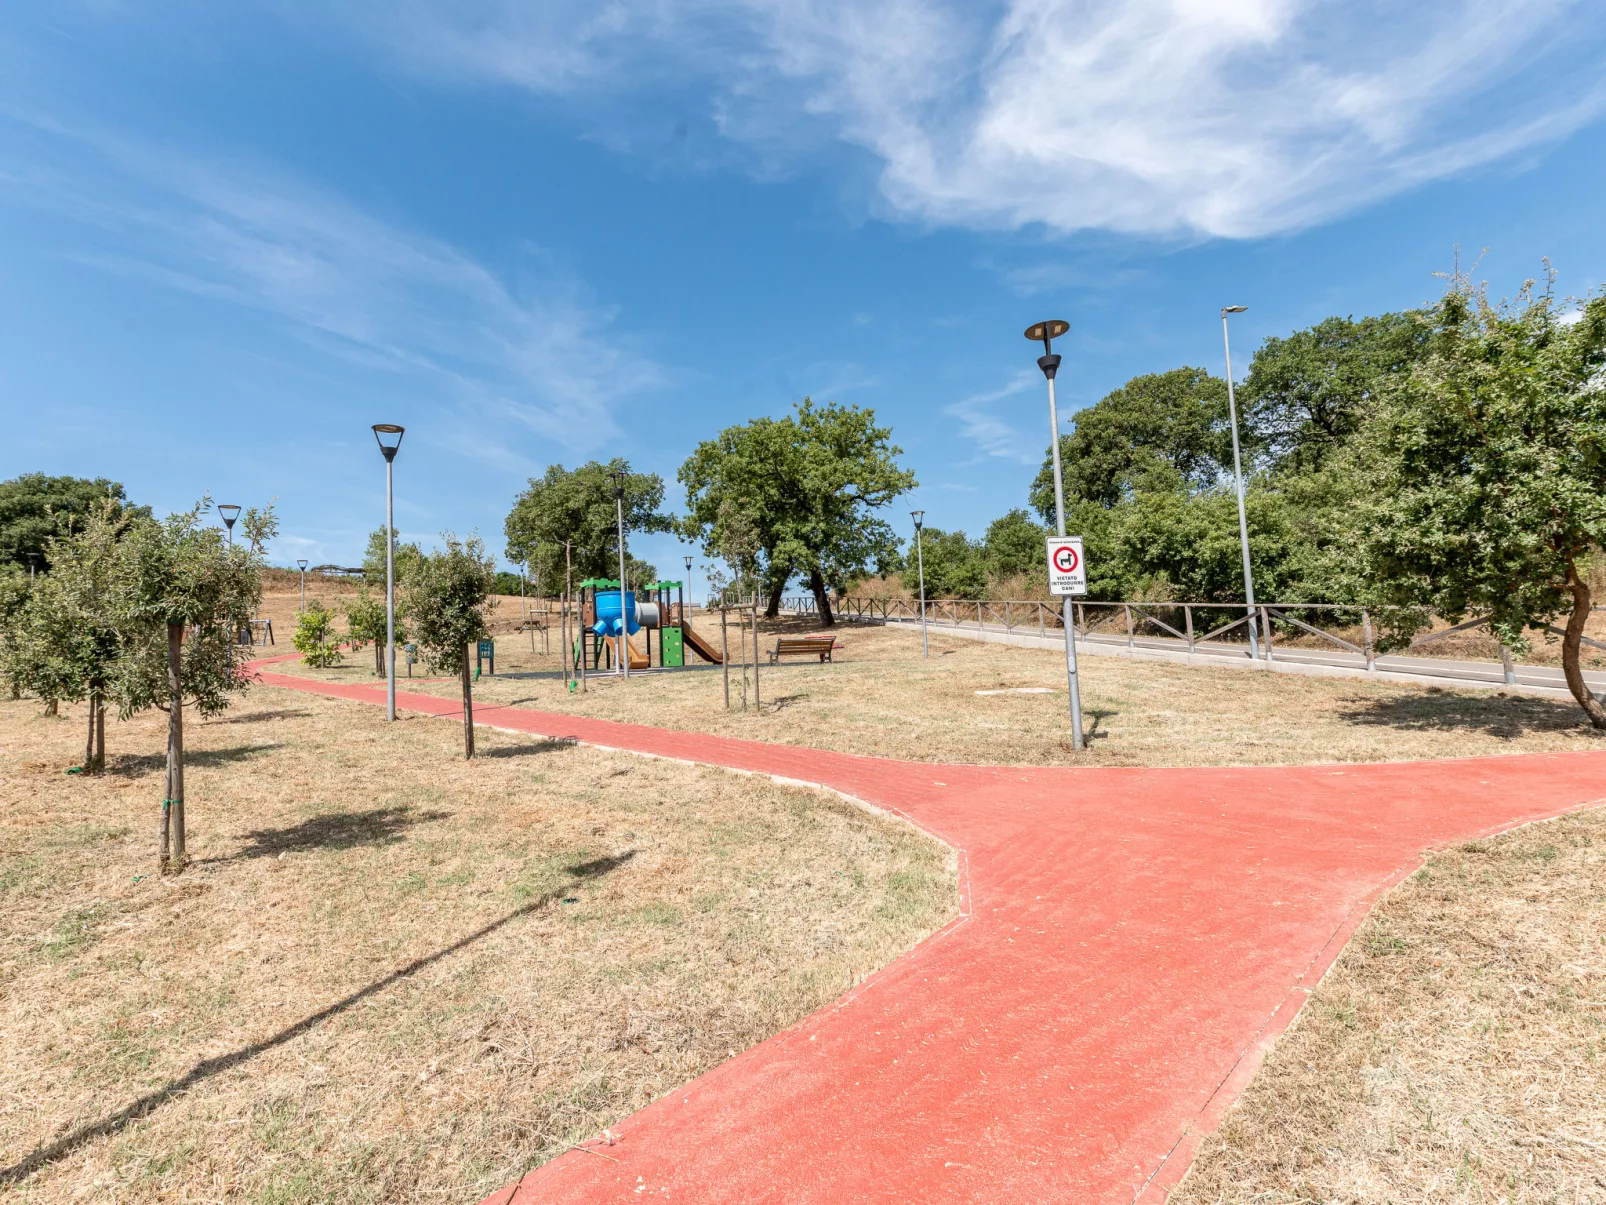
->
779, 596, 1606, 680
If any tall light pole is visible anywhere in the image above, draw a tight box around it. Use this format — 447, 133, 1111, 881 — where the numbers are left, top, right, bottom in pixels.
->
911, 510, 929, 657
373, 424, 405, 719
218, 504, 240, 547
613, 469, 630, 680
684, 556, 693, 613
1025, 319, 1085, 751
1220, 306, 1260, 659
296, 558, 308, 612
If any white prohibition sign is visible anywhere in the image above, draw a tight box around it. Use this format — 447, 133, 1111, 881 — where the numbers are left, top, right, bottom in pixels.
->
1046, 535, 1088, 597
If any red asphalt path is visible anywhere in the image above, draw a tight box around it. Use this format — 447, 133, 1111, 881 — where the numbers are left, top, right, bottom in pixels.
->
248, 657, 1606, 1204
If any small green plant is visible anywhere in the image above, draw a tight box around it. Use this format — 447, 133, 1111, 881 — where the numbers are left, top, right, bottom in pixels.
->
292, 601, 341, 668
343, 586, 395, 675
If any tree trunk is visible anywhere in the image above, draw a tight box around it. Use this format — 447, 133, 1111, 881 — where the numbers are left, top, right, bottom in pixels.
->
163, 621, 187, 873
84, 688, 105, 774
1562, 559, 1606, 729
764, 579, 785, 619
809, 569, 835, 628
44, 698, 57, 717
460, 645, 476, 758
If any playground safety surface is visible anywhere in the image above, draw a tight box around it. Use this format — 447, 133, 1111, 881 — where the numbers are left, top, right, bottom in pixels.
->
250, 656, 1606, 1205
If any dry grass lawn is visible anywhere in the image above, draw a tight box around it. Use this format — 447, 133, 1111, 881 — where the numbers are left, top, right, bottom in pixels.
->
1174, 806, 1606, 1204
0, 690, 955, 1203
268, 616, 1606, 767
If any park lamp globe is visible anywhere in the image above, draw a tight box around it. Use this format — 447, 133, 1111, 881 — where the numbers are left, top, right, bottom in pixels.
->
911, 509, 924, 530
217, 504, 241, 545
372, 423, 405, 461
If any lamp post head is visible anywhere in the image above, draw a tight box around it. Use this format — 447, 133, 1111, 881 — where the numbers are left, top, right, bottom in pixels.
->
1221, 305, 1248, 317
217, 504, 241, 530
1025, 319, 1069, 380
372, 424, 405, 462
911, 509, 924, 530
297, 558, 308, 570
611, 469, 627, 500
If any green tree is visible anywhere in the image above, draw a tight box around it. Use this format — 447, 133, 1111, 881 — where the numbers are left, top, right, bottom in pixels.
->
1114, 488, 1307, 603
113, 499, 277, 872
1031, 368, 1229, 515
902, 528, 988, 600
1357, 271, 1606, 727
362, 526, 425, 588
406, 534, 497, 758
680, 398, 915, 626
1242, 312, 1429, 472
504, 461, 669, 594
293, 602, 342, 668
0, 473, 150, 573
982, 509, 1048, 580
344, 585, 394, 675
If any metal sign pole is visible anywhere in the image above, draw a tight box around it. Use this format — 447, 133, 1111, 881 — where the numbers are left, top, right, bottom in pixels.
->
1030, 321, 1085, 751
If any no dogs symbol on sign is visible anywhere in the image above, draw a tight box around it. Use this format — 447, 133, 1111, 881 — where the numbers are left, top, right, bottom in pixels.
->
1046, 536, 1087, 597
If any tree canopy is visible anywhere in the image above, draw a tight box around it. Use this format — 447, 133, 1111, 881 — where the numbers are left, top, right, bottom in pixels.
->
1242, 312, 1429, 472
406, 534, 497, 757
504, 461, 667, 591
680, 398, 915, 624
0, 473, 149, 572
1030, 367, 1229, 516
1357, 272, 1606, 726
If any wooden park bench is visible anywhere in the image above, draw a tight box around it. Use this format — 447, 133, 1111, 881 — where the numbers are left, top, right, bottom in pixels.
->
769, 636, 840, 664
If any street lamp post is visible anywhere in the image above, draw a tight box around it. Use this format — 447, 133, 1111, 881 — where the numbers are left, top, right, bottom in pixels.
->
684, 556, 693, 616
1220, 306, 1260, 660
296, 559, 308, 612
372, 424, 405, 719
1025, 319, 1085, 751
612, 470, 630, 680
218, 504, 240, 547
911, 510, 929, 657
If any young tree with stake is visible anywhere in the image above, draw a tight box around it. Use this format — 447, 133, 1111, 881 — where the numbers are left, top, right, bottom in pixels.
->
114, 500, 276, 872
406, 534, 496, 758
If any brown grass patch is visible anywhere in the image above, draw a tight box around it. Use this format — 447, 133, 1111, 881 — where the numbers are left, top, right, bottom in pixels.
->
272, 619, 1605, 767
0, 690, 954, 1202
1172, 808, 1606, 1205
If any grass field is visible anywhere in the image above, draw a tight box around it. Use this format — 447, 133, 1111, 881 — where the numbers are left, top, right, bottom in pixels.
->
1173, 806, 1606, 1205
0, 690, 955, 1203
265, 613, 1605, 767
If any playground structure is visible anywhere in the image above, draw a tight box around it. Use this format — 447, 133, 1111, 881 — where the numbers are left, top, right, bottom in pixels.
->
571, 579, 725, 673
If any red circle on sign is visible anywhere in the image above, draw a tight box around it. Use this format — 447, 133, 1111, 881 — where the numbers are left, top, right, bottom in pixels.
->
1053, 545, 1079, 573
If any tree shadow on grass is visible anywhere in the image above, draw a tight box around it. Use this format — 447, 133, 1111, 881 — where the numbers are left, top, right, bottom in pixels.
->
220, 806, 452, 861
1337, 690, 1594, 741
212, 708, 313, 725
108, 746, 269, 779
0, 848, 637, 1188
480, 738, 578, 758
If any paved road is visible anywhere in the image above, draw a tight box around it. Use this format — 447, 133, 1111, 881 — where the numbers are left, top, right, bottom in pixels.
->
860, 614, 1606, 698
248, 656, 1606, 1205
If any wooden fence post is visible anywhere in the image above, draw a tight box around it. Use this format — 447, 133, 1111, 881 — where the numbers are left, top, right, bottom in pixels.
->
1185, 604, 1194, 653
1361, 609, 1375, 671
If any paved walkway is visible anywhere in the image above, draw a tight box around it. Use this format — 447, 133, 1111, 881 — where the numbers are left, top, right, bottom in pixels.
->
249, 657, 1606, 1205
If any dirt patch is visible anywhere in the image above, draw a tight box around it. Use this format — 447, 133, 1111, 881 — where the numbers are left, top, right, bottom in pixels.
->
0, 690, 955, 1202
1172, 807, 1606, 1204
270, 619, 1606, 767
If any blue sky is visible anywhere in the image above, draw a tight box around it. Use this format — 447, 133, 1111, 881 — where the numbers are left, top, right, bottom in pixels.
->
3, 1, 1605, 594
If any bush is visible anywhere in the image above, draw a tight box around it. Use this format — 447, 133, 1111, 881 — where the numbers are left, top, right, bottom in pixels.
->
292, 602, 342, 668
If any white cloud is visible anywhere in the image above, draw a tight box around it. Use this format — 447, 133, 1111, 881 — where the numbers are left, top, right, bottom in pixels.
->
336, 0, 1606, 239
942, 371, 1042, 464
0, 113, 651, 453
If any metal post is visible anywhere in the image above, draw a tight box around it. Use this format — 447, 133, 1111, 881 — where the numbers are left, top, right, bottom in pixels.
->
615, 492, 629, 680
1039, 341, 1085, 751
752, 598, 760, 708
385, 458, 396, 720
913, 513, 929, 657
1221, 307, 1260, 659
721, 605, 730, 709
297, 559, 307, 612
1500, 644, 1517, 686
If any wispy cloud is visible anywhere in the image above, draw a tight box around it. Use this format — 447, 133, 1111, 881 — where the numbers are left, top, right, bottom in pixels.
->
0, 111, 654, 453
333, 0, 1606, 239
942, 370, 1041, 465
